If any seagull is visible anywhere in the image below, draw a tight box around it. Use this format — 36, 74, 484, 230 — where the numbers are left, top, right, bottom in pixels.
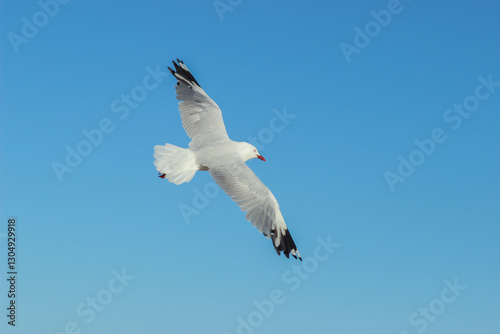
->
154, 59, 301, 260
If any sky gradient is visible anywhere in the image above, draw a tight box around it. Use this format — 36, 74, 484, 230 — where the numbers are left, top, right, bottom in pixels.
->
1, 1, 500, 333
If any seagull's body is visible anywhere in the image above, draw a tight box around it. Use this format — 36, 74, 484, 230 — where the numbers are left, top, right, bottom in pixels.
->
154, 59, 301, 260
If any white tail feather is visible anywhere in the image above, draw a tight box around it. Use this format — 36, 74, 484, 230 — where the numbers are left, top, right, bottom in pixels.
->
154, 144, 197, 185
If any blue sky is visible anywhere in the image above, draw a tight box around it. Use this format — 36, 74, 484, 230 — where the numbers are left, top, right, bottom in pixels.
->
1, 0, 499, 333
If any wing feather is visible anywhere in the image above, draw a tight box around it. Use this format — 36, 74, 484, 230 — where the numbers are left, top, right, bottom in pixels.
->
168, 60, 229, 148
208, 158, 301, 260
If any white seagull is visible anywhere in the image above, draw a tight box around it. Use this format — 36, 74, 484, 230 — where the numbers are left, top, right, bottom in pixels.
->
154, 59, 301, 260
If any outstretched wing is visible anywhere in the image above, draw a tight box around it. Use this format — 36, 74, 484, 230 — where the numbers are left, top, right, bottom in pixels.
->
208, 156, 301, 260
168, 59, 229, 148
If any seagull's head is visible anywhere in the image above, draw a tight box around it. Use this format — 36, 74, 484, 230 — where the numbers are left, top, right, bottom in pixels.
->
239, 142, 266, 162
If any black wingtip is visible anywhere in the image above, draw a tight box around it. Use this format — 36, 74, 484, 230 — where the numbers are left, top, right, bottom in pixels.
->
169, 59, 201, 88
272, 229, 302, 261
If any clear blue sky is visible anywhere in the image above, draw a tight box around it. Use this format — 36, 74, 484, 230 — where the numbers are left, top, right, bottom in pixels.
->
1, 1, 499, 333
